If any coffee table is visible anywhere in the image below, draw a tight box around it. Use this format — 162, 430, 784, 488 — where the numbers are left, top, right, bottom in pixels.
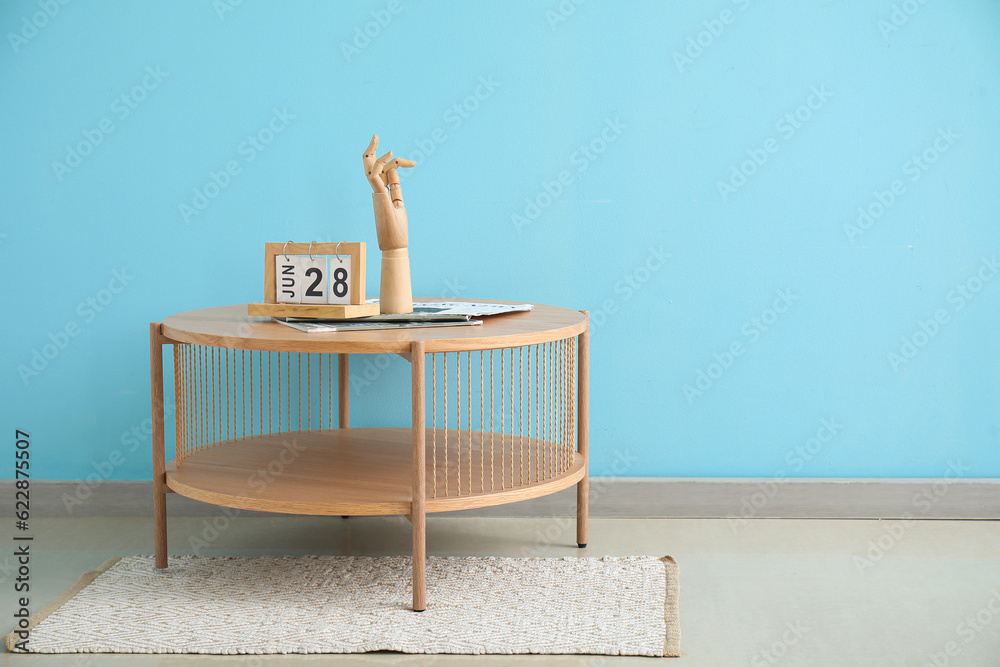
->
149, 300, 589, 610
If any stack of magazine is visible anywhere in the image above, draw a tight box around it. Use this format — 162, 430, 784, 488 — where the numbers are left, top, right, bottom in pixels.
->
276, 301, 534, 333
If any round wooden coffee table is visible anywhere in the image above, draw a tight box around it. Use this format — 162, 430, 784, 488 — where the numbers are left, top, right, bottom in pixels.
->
149, 300, 590, 610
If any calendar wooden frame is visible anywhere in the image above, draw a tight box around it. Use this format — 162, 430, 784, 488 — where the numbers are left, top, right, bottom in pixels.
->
249, 242, 378, 319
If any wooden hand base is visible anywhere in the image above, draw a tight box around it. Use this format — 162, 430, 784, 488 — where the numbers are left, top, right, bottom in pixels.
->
380, 248, 413, 314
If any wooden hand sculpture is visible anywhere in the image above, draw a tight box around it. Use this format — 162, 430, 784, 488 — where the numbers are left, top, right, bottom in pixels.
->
364, 134, 416, 314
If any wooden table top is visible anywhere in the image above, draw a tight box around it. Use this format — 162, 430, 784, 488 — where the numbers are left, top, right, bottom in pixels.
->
160, 299, 588, 353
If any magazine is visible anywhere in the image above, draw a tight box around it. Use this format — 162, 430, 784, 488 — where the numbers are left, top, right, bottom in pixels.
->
363, 300, 534, 317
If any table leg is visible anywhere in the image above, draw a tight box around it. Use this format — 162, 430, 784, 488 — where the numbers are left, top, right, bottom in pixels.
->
411, 341, 426, 611
149, 323, 168, 568
338, 353, 351, 520
577, 314, 590, 548
338, 354, 350, 429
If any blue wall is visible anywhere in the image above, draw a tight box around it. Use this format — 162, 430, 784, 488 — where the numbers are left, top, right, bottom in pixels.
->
2, 0, 998, 480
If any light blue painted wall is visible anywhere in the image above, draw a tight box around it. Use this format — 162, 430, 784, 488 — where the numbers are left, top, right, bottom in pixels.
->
1, 0, 998, 480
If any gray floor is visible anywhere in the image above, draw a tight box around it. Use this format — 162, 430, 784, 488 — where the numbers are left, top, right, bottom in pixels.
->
1, 516, 998, 665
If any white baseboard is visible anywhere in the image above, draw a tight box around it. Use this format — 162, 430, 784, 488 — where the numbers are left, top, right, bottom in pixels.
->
3, 478, 998, 519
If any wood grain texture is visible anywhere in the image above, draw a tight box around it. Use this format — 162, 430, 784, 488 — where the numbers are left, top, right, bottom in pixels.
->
149, 323, 168, 568
161, 300, 587, 354
164, 428, 585, 516
577, 312, 590, 547
371, 192, 407, 250
379, 248, 413, 314
338, 354, 349, 429
411, 341, 426, 611
247, 303, 379, 318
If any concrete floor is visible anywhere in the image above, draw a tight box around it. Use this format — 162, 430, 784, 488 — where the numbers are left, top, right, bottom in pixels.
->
1, 517, 998, 666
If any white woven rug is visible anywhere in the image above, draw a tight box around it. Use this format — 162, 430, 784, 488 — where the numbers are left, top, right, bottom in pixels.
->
5, 555, 680, 656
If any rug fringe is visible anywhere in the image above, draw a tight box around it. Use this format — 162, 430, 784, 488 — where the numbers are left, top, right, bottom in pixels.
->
661, 555, 681, 657
4, 556, 122, 653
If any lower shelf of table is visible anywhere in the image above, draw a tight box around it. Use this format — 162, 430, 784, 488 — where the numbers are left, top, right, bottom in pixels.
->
165, 428, 586, 516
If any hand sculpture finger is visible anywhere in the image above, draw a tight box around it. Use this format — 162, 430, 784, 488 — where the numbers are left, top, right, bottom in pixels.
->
386, 168, 404, 207
375, 150, 395, 186
363, 134, 379, 173
384, 158, 416, 172
381, 158, 414, 206
368, 150, 394, 194
371, 151, 393, 176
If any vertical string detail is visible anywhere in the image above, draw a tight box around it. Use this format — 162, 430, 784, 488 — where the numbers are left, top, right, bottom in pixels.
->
248, 348, 254, 438
500, 348, 505, 489
518, 346, 524, 486
489, 349, 494, 492
456, 352, 462, 497
267, 351, 272, 435
432, 352, 437, 499
467, 351, 472, 495
479, 350, 484, 494
443, 352, 449, 497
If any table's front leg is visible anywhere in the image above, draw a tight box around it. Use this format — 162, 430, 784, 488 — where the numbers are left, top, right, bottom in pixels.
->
149, 323, 168, 568
410, 341, 427, 611
577, 314, 590, 549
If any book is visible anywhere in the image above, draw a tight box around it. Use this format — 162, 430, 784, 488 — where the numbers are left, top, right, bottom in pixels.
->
276, 318, 483, 334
